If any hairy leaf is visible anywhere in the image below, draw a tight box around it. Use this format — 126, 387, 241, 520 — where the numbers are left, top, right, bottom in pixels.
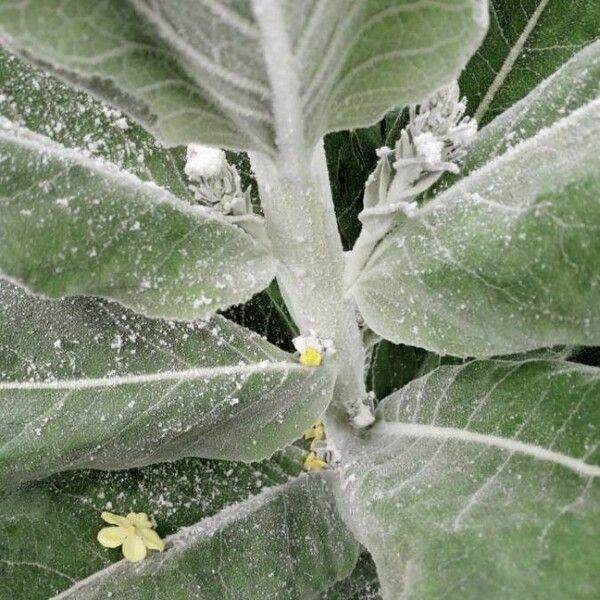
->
0, 280, 335, 487
335, 359, 600, 600
460, 0, 600, 126
464, 40, 600, 175
354, 97, 600, 357
0, 54, 297, 348
52, 474, 359, 599
432, 39, 600, 200
0, 49, 192, 200
0, 0, 487, 154
0, 449, 303, 598
0, 119, 274, 319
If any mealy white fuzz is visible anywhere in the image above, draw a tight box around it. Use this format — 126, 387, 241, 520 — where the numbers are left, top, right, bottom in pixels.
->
292, 330, 336, 356
184, 144, 251, 217
185, 144, 228, 180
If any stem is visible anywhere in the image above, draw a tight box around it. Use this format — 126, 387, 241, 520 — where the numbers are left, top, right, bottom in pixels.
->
249, 144, 372, 425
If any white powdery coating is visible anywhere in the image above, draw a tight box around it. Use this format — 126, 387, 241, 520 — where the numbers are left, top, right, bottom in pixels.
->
185, 144, 227, 179
351, 403, 375, 428
413, 131, 443, 167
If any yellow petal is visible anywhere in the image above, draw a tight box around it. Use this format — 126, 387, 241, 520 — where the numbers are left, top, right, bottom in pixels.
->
127, 512, 152, 529
299, 347, 322, 367
303, 451, 327, 471
97, 526, 127, 549
304, 421, 325, 441
122, 534, 147, 562
101, 512, 130, 528
140, 528, 165, 552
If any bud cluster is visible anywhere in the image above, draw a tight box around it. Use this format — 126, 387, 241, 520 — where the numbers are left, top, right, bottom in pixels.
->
184, 144, 252, 217
344, 83, 477, 291
376, 82, 477, 211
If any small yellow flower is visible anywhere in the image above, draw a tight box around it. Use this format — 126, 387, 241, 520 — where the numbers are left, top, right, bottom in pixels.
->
304, 420, 326, 451
299, 346, 322, 367
303, 451, 327, 471
97, 511, 165, 562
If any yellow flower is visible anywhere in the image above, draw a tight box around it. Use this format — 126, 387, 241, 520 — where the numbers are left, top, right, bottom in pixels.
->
299, 346, 322, 367
304, 420, 326, 451
303, 451, 327, 471
97, 511, 165, 562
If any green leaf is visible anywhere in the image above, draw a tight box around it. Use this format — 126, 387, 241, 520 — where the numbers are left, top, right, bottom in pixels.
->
45, 473, 358, 599
335, 359, 600, 600
353, 97, 600, 357
460, 0, 600, 127
0, 448, 332, 598
431, 40, 600, 200
0, 0, 488, 153
0, 451, 304, 598
0, 280, 335, 487
325, 124, 383, 250
0, 52, 300, 358
0, 119, 274, 319
464, 40, 600, 175
0, 49, 192, 200
324, 107, 410, 251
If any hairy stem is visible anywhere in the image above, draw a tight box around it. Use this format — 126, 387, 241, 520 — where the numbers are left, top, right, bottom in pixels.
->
250, 144, 371, 425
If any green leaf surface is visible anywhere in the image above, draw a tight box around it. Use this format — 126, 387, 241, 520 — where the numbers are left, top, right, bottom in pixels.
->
50, 473, 359, 599
0, 119, 274, 319
0, 451, 303, 598
0, 52, 297, 350
0, 448, 326, 598
335, 359, 600, 600
460, 0, 600, 126
324, 106, 409, 252
325, 124, 383, 250
0, 49, 192, 200
0, 0, 487, 154
354, 97, 600, 357
464, 40, 600, 176
0, 280, 335, 487
431, 40, 600, 201
223, 281, 298, 352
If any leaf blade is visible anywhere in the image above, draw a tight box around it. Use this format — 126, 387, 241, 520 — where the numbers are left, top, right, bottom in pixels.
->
460, 0, 600, 126
0, 48, 192, 200
0, 0, 488, 152
52, 474, 359, 600
0, 280, 334, 486
354, 97, 600, 356
0, 119, 274, 319
335, 359, 600, 599
0, 449, 306, 598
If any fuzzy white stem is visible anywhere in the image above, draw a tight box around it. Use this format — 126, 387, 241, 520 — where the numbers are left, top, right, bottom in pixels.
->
250, 144, 370, 424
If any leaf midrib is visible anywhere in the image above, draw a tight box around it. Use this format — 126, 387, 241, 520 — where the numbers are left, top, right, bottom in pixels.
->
0, 120, 229, 225
473, 0, 551, 123
373, 422, 600, 477
0, 362, 303, 391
